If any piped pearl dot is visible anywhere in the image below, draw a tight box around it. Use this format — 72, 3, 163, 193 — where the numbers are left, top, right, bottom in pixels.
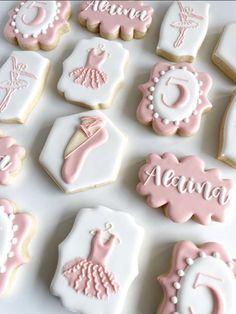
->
199, 90, 203, 95
153, 77, 159, 83
49, 23, 54, 28
153, 112, 159, 119
23, 34, 29, 38
14, 28, 19, 34
173, 312, 180, 314
186, 257, 194, 265
182, 66, 187, 70
171, 296, 178, 304
199, 81, 203, 86
9, 214, 15, 220
0, 266, 6, 274
170, 65, 175, 70
173, 282, 181, 290
148, 95, 153, 101
198, 99, 202, 104
13, 225, 18, 232
184, 118, 189, 123
177, 269, 185, 277
15, 7, 19, 12
11, 21, 16, 27
13, 14, 17, 20
12, 238, 18, 245
149, 86, 155, 92
199, 251, 207, 258
55, 16, 59, 21
8, 252, 14, 258
193, 110, 198, 116
193, 72, 198, 77
148, 104, 154, 110
42, 29, 47, 34
212, 252, 220, 258
227, 262, 234, 269
163, 119, 169, 125
160, 70, 166, 76
174, 121, 180, 126
21, 1, 25, 5
57, 2, 62, 7
33, 33, 39, 38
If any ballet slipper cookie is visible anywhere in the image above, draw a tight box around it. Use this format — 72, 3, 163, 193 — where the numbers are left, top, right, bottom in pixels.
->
137, 153, 234, 225
137, 62, 212, 136
158, 241, 236, 314
0, 51, 50, 124
218, 90, 236, 168
58, 37, 129, 109
0, 198, 35, 297
156, 1, 210, 63
51, 205, 144, 314
212, 24, 236, 83
4, 1, 71, 51
78, 1, 153, 41
0, 135, 26, 186
39, 111, 127, 193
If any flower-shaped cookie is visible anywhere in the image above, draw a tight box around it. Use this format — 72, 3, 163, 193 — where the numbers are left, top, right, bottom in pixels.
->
0, 136, 25, 185
137, 62, 212, 136
4, 1, 71, 50
158, 241, 236, 314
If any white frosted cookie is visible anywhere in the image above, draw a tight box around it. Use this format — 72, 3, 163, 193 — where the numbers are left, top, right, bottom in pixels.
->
212, 23, 236, 83
39, 111, 127, 194
156, 1, 210, 62
57, 37, 129, 109
51, 205, 144, 314
0, 51, 50, 124
218, 90, 236, 167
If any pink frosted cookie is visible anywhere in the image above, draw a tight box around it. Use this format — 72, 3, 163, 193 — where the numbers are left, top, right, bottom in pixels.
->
158, 241, 236, 314
4, 1, 71, 51
137, 62, 212, 136
0, 198, 35, 297
137, 153, 234, 225
0, 135, 26, 186
78, 1, 153, 41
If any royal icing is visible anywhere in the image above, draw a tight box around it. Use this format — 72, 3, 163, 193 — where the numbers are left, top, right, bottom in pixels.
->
218, 91, 236, 167
158, 241, 236, 314
78, 1, 153, 40
137, 153, 234, 224
4, 1, 71, 50
0, 136, 25, 185
137, 62, 212, 136
58, 37, 129, 109
0, 199, 34, 296
0, 51, 50, 124
51, 205, 144, 314
156, 1, 210, 62
39, 111, 127, 194
213, 23, 236, 82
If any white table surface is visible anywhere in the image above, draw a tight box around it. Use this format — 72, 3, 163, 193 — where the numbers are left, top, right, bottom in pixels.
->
1, 1, 236, 313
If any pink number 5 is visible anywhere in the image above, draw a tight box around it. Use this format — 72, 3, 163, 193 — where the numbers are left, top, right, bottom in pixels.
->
21, 1, 47, 26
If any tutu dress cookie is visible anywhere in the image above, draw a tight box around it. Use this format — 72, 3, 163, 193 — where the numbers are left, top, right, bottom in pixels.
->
51, 205, 144, 314
78, 1, 153, 41
0, 199, 35, 297
58, 37, 129, 109
39, 111, 127, 193
4, 1, 71, 51
156, 1, 210, 62
158, 241, 236, 314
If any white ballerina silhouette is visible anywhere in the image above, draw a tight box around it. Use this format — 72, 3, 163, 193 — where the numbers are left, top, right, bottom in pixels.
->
171, 1, 204, 48
0, 56, 36, 113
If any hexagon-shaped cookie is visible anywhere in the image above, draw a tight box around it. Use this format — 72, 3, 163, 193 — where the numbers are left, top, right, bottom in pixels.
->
39, 111, 127, 193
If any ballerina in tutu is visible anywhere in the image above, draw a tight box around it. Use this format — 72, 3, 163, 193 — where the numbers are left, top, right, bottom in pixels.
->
63, 222, 119, 299
61, 116, 109, 184
171, 1, 204, 48
70, 45, 109, 89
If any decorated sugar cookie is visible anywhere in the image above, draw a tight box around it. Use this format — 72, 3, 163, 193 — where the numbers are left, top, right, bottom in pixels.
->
51, 205, 144, 314
156, 1, 210, 62
39, 111, 127, 193
0, 135, 26, 186
212, 23, 236, 83
0, 51, 50, 124
137, 62, 212, 136
78, 1, 154, 41
137, 153, 234, 224
0, 198, 34, 297
4, 1, 71, 51
218, 90, 236, 168
58, 37, 129, 109
158, 241, 236, 314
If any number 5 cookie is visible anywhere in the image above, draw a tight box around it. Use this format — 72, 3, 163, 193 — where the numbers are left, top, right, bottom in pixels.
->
4, 1, 71, 51
158, 241, 236, 314
137, 62, 212, 136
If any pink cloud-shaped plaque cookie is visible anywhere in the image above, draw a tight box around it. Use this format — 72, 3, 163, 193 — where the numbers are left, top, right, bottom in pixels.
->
137, 153, 234, 225
158, 241, 236, 314
78, 1, 154, 40
137, 62, 212, 136
4, 1, 71, 51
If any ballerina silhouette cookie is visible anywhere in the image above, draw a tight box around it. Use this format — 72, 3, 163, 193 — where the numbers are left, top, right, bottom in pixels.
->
51, 206, 144, 314
0, 51, 50, 124
156, 1, 210, 62
39, 111, 127, 194
58, 37, 129, 109
61, 116, 109, 184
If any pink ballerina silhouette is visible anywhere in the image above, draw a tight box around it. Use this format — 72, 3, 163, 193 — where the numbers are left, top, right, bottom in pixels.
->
0, 56, 36, 113
70, 46, 108, 89
171, 1, 204, 48
63, 223, 119, 299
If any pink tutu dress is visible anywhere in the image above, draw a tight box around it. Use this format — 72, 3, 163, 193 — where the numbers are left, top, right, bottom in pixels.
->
63, 230, 119, 299
70, 48, 108, 89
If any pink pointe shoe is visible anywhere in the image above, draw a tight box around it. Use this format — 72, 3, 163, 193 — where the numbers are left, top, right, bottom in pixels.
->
61, 116, 109, 184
